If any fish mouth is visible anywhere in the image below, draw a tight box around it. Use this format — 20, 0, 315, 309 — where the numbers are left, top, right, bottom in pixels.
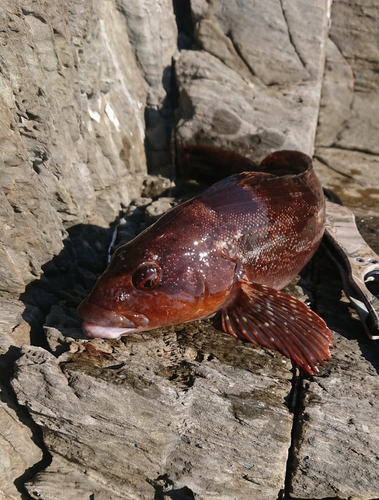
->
81, 321, 137, 339
77, 299, 149, 339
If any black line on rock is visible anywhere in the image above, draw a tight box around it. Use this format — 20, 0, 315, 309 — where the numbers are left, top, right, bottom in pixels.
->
278, 0, 308, 71
1, 381, 52, 500
281, 369, 308, 500
226, 29, 262, 82
172, 0, 196, 50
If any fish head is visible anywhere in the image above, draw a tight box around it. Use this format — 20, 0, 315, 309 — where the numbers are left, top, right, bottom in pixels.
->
77, 220, 234, 339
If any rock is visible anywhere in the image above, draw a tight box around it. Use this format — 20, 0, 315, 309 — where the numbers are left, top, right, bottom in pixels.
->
0, 0, 179, 296
0, 298, 32, 369
0, 0, 153, 294
175, 0, 330, 161
12, 332, 293, 500
0, 383, 44, 500
315, 38, 355, 148
118, 1, 178, 173
141, 174, 174, 199
116, 0, 178, 108
288, 247, 379, 500
195, 0, 324, 85
2, 0, 379, 498
24, 454, 126, 500
194, 17, 260, 85
316, 0, 379, 154
144, 197, 177, 223
314, 148, 379, 217
291, 344, 379, 499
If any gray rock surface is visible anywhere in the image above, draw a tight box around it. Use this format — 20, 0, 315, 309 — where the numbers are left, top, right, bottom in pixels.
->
319, 0, 379, 155
1, 0, 379, 499
0, 0, 151, 294
175, 0, 330, 160
288, 240, 379, 500
288, 1, 379, 498
0, 382, 43, 500
12, 333, 293, 500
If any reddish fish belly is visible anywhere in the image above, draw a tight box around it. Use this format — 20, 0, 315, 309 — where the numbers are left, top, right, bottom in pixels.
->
79, 294, 222, 339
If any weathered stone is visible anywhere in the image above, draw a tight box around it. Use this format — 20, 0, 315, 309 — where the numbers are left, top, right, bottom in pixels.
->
141, 174, 174, 199
194, 17, 260, 85
0, 298, 31, 365
289, 247, 379, 500
291, 352, 379, 500
175, 0, 330, 161
176, 51, 313, 161
12, 333, 293, 500
316, 38, 355, 148
314, 148, 379, 217
144, 197, 176, 223
316, 0, 379, 154
203, 0, 326, 84
0, 383, 44, 500
0, 0, 152, 294
2, 0, 379, 498
25, 455, 126, 500
116, 0, 178, 108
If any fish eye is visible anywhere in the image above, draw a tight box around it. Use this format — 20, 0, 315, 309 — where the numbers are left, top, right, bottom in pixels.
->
132, 262, 161, 290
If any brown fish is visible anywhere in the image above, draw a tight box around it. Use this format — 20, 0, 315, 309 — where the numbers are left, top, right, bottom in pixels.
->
78, 146, 333, 374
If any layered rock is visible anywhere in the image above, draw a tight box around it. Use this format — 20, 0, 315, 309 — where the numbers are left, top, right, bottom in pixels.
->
175, 0, 330, 161
0, 0, 176, 496
289, 1, 379, 498
1, 0, 379, 499
12, 331, 293, 499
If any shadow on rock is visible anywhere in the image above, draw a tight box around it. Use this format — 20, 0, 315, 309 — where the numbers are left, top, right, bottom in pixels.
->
304, 244, 379, 376
19, 222, 114, 351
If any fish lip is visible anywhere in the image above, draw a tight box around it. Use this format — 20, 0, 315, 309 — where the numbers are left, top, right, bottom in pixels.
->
77, 299, 149, 330
81, 321, 137, 339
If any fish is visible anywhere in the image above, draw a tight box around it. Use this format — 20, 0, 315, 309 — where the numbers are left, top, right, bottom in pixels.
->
78, 146, 333, 374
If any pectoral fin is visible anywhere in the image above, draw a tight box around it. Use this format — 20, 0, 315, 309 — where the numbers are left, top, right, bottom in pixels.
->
221, 281, 333, 375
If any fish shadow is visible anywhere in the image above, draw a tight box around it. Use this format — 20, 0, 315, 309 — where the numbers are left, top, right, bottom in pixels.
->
19, 222, 113, 350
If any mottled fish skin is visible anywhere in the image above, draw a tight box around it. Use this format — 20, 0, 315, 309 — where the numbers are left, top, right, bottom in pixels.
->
78, 147, 333, 374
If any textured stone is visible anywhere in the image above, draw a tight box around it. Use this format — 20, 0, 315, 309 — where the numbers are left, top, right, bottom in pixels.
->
314, 148, 379, 217
0, 298, 31, 365
175, 50, 320, 161
12, 335, 293, 500
0, 383, 44, 500
141, 174, 174, 199
203, 0, 325, 84
0, 0, 177, 294
2, 0, 379, 498
316, 0, 379, 154
291, 354, 379, 500
175, 0, 330, 161
289, 248, 379, 500
316, 38, 355, 148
